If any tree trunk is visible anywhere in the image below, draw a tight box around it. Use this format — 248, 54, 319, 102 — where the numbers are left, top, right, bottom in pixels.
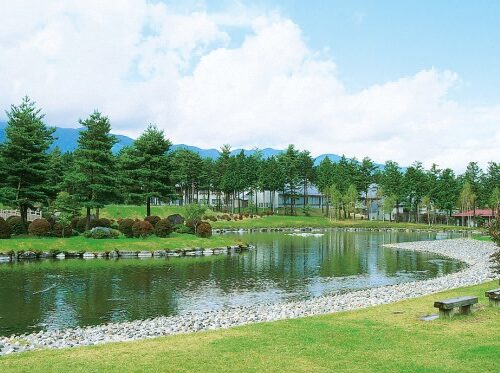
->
86, 207, 91, 231
96, 207, 100, 219
147, 197, 151, 217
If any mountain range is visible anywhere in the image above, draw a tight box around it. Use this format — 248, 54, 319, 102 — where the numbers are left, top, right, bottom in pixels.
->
0, 121, 367, 166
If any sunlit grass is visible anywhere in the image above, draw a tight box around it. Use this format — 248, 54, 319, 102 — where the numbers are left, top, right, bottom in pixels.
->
0, 281, 497, 372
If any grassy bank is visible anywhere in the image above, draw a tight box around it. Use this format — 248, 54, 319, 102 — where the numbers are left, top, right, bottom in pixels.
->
0, 234, 242, 253
0, 281, 497, 372
212, 215, 471, 231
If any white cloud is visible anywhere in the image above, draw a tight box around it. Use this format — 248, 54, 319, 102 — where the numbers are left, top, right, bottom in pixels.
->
0, 1, 498, 171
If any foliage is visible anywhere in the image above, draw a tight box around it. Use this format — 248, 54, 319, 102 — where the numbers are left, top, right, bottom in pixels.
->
167, 214, 185, 226
83, 227, 120, 239
173, 224, 193, 234
144, 215, 161, 227
6, 216, 27, 235
118, 218, 135, 238
52, 222, 73, 238
66, 111, 117, 229
118, 125, 172, 216
0, 97, 55, 224
52, 191, 81, 218
489, 214, 500, 279
154, 218, 173, 237
184, 203, 207, 230
28, 218, 51, 237
0, 217, 11, 239
195, 221, 212, 238
94, 218, 111, 228
132, 220, 154, 238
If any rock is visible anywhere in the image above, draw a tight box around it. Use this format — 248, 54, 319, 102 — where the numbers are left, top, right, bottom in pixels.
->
138, 251, 152, 258
153, 250, 167, 257
83, 252, 95, 259
55, 253, 66, 260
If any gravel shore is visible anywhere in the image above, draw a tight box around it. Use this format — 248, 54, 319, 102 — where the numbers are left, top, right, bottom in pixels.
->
0, 238, 495, 356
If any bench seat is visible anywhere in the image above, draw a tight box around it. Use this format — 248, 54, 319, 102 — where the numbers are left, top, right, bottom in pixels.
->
434, 296, 478, 317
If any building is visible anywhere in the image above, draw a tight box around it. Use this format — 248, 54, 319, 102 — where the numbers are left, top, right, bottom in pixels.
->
452, 209, 496, 227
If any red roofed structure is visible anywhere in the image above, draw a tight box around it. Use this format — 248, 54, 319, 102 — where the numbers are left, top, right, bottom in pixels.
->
452, 209, 496, 227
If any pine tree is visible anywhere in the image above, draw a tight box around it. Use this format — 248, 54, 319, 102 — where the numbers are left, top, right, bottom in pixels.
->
0, 97, 54, 226
120, 125, 172, 216
68, 111, 117, 229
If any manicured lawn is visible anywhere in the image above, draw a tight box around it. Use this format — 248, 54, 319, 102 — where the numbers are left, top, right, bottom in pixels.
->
212, 214, 470, 231
92, 205, 192, 220
0, 281, 497, 372
0, 234, 243, 253
472, 235, 493, 242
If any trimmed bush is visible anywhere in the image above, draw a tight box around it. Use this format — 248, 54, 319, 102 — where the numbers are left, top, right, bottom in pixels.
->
52, 223, 73, 238
118, 218, 135, 238
0, 217, 11, 239
132, 220, 154, 238
155, 218, 173, 237
28, 218, 51, 237
7, 216, 27, 235
76, 217, 96, 233
145, 215, 161, 227
167, 214, 185, 226
196, 221, 212, 238
84, 227, 120, 239
94, 218, 111, 228
185, 219, 198, 234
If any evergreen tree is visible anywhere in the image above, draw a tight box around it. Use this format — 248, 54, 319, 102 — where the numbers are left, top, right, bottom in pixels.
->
297, 150, 314, 208
68, 111, 117, 229
380, 160, 403, 222
277, 145, 301, 215
120, 125, 172, 216
0, 97, 54, 226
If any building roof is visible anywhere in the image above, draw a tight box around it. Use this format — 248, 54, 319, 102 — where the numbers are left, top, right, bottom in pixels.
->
452, 209, 495, 218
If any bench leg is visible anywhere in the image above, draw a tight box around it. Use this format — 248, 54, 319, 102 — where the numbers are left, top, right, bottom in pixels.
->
459, 305, 472, 315
489, 298, 500, 307
439, 309, 453, 318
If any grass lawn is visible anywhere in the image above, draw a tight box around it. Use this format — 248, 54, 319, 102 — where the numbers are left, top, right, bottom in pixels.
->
0, 233, 243, 253
0, 281, 498, 372
212, 214, 471, 231
472, 235, 493, 242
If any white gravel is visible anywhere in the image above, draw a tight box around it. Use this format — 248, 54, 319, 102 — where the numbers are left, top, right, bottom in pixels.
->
0, 238, 495, 355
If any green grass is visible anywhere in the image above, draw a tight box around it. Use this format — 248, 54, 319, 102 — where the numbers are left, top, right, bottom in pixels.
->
212, 215, 470, 231
0, 234, 243, 253
94, 205, 191, 220
0, 281, 498, 372
472, 235, 493, 242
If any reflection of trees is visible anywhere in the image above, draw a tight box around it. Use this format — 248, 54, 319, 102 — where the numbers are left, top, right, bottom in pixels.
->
1, 231, 464, 336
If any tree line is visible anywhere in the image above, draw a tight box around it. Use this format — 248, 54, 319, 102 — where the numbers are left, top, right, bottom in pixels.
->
0, 97, 498, 227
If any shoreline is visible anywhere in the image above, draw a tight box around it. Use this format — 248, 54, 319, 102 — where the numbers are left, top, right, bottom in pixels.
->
0, 237, 495, 356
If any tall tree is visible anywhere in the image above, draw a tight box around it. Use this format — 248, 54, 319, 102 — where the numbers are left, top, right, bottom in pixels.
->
298, 150, 314, 208
357, 157, 377, 216
403, 161, 428, 223
379, 161, 404, 222
120, 125, 172, 216
68, 111, 117, 229
0, 97, 54, 226
277, 145, 301, 215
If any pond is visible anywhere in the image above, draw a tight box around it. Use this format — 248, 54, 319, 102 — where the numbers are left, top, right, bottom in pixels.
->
0, 230, 465, 336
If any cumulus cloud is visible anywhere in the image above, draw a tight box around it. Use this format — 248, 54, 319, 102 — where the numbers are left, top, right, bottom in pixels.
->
0, 1, 498, 171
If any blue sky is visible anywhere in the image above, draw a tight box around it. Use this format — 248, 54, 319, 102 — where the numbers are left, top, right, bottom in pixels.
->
0, 0, 498, 170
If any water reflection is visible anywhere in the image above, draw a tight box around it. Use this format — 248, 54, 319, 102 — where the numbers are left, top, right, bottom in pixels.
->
0, 231, 464, 335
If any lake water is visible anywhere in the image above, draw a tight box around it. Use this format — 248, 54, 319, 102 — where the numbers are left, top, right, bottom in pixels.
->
0, 230, 464, 336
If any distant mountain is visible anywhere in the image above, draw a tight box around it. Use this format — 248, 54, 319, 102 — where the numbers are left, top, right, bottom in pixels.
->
0, 122, 378, 167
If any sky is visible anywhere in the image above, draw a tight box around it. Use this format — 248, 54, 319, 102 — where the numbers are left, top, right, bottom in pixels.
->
0, 0, 499, 171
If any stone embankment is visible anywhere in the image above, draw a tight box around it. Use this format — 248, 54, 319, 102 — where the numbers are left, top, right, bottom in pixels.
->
0, 244, 252, 263
0, 238, 495, 356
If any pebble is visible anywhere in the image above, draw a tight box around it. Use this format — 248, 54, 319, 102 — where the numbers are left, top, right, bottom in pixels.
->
0, 238, 495, 356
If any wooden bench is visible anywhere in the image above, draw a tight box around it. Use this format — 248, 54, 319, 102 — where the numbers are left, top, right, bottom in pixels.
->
434, 296, 478, 318
485, 289, 500, 307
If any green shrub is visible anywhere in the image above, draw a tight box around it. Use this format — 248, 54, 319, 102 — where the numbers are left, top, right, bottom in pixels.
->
28, 218, 51, 237
167, 214, 185, 226
76, 217, 97, 233
94, 218, 111, 228
7, 216, 27, 235
118, 218, 135, 238
52, 222, 72, 238
71, 217, 80, 229
173, 224, 193, 234
83, 227, 120, 239
0, 217, 11, 239
155, 218, 173, 237
145, 215, 161, 226
132, 220, 154, 238
185, 219, 197, 233
196, 221, 212, 238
